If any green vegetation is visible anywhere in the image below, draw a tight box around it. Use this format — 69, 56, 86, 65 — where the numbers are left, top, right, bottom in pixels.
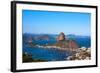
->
23, 53, 33, 62
23, 53, 48, 62
53, 40, 69, 48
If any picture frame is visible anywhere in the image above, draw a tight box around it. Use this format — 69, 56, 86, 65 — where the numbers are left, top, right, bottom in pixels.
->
11, 1, 98, 72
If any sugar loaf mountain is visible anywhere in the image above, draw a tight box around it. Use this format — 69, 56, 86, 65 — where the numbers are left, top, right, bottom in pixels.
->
54, 32, 79, 51
23, 32, 91, 62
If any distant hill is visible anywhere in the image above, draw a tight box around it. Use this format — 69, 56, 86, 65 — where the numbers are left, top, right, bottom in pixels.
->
23, 33, 56, 43
67, 34, 90, 38
36, 34, 54, 40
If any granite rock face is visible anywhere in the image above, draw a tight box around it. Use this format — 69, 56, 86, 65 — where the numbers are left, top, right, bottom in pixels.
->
55, 32, 79, 51
57, 32, 65, 41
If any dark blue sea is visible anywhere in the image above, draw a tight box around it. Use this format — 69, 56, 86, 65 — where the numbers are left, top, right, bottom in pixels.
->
23, 47, 73, 61
23, 35, 91, 62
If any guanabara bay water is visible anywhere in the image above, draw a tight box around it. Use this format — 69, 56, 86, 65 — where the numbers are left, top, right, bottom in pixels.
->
22, 33, 91, 63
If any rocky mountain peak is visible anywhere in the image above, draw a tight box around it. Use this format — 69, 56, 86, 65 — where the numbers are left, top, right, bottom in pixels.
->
57, 32, 65, 41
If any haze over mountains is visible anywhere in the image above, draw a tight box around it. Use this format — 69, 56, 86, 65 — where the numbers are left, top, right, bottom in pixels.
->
23, 33, 90, 40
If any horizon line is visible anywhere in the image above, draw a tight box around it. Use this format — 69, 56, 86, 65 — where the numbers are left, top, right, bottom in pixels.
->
23, 32, 91, 36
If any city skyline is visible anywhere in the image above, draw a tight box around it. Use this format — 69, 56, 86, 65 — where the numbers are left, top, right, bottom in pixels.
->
22, 10, 91, 36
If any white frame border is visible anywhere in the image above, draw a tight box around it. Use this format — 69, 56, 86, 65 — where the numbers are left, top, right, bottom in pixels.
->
16, 3, 97, 70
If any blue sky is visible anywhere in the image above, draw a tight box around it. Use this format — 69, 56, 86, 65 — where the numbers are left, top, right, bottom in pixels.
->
22, 10, 91, 36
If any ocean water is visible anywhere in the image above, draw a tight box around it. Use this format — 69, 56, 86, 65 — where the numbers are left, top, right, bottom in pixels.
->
32, 40, 57, 45
23, 35, 91, 62
23, 47, 73, 61
69, 37, 91, 48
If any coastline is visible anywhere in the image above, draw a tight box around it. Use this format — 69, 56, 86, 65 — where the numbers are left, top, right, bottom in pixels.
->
29, 44, 79, 52
23, 44, 91, 62
66, 47, 91, 60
